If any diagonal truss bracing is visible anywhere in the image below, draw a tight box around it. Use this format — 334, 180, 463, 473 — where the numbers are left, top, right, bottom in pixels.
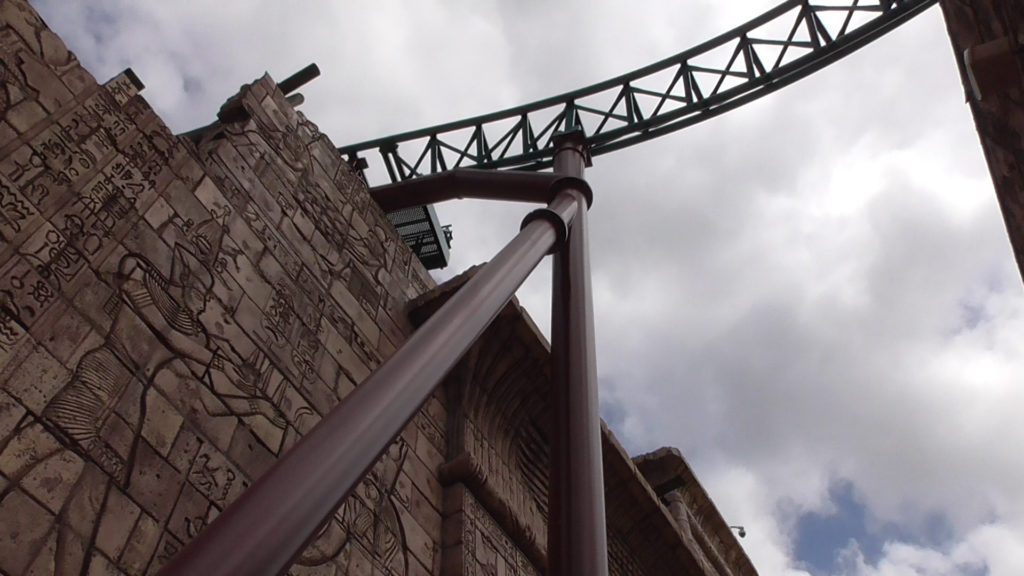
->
337, 0, 939, 184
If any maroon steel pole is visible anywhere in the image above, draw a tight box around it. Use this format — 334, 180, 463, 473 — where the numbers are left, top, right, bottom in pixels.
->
160, 191, 580, 576
548, 129, 609, 576
370, 168, 564, 212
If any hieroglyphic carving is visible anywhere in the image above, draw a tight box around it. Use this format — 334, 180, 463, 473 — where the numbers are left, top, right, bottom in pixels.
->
0, 253, 57, 345
34, 111, 108, 185
0, 178, 37, 242
0, 306, 26, 355
263, 279, 298, 342
41, 237, 284, 485
0, 12, 431, 569
463, 491, 538, 576
0, 210, 293, 573
0, 9, 76, 119
152, 531, 185, 572
219, 91, 407, 315
57, 161, 142, 262
122, 133, 164, 190
342, 258, 382, 317
17, 222, 85, 296
462, 417, 546, 546
297, 440, 410, 575
0, 31, 37, 115
291, 321, 321, 380
188, 443, 244, 506
240, 264, 324, 388
0, 0, 79, 77
104, 70, 141, 107
416, 410, 444, 455
298, 181, 350, 256
324, 298, 381, 374
83, 88, 134, 145
55, 95, 104, 146
608, 533, 647, 576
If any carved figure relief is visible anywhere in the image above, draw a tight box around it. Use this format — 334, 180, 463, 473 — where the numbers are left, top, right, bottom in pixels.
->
347, 221, 396, 288
3, 209, 300, 573
43, 239, 282, 487
0, 30, 38, 114
0, 41, 422, 571
0, 0, 78, 74
297, 440, 409, 575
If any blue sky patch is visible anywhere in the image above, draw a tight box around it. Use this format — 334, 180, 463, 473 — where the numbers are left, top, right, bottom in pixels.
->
794, 480, 883, 573
794, 480, 956, 574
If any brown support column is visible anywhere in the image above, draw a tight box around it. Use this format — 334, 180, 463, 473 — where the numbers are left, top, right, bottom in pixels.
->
548, 129, 610, 576
160, 188, 580, 576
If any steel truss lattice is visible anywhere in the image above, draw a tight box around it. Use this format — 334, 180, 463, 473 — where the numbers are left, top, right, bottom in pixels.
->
337, 0, 938, 185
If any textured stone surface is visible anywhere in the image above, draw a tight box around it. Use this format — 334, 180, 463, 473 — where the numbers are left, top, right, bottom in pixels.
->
940, 1, 1024, 279
1, 1, 436, 573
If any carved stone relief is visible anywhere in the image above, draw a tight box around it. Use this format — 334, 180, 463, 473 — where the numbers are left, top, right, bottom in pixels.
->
297, 440, 409, 575
0, 6, 435, 572
0, 2, 453, 575
460, 487, 538, 576
436, 297, 552, 570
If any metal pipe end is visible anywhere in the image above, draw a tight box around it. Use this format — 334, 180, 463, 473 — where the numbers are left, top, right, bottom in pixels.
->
278, 63, 321, 96
521, 207, 569, 254
552, 128, 593, 168
549, 176, 594, 208
552, 127, 586, 147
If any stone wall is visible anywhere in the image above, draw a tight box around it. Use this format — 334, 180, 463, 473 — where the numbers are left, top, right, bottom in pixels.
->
0, 1, 444, 574
940, 1, 1024, 280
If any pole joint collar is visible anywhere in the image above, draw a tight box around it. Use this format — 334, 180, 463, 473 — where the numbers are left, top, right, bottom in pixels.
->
521, 207, 569, 253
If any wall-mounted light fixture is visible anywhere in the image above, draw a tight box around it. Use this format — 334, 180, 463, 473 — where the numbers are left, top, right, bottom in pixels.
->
964, 34, 1022, 101
729, 525, 747, 538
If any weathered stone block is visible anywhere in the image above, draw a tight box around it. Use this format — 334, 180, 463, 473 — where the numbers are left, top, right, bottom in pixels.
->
119, 512, 161, 574
7, 99, 48, 133
226, 420, 276, 477
95, 487, 141, 562
127, 440, 183, 522
166, 481, 213, 544
140, 388, 184, 457
2, 344, 69, 414
0, 489, 55, 574
187, 442, 247, 508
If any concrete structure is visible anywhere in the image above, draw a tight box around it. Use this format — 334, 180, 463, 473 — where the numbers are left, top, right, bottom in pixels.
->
0, 2, 755, 575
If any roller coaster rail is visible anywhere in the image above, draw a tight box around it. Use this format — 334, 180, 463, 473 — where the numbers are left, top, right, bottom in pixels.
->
338, 0, 939, 184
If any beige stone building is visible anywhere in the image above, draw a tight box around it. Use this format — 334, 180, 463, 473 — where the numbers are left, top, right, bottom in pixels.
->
0, 2, 757, 574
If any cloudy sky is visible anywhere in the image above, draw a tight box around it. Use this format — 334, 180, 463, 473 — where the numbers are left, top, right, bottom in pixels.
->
32, 1, 1024, 574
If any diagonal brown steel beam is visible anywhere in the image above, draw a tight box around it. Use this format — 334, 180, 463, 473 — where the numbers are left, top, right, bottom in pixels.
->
159, 171, 590, 576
